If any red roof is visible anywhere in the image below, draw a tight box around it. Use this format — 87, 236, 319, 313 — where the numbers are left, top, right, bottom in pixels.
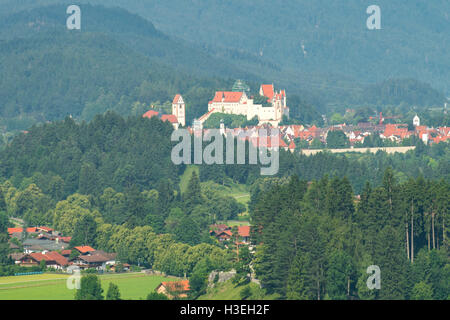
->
172, 94, 182, 104
433, 135, 450, 144
8, 227, 38, 234
74, 246, 96, 253
7, 228, 22, 234
238, 226, 250, 238
58, 236, 72, 243
161, 280, 190, 292
161, 114, 178, 124
44, 251, 69, 266
261, 84, 274, 100
142, 110, 159, 119
288, 141, 296, 149
29, 251, 68, 266
209, 91, 243, 104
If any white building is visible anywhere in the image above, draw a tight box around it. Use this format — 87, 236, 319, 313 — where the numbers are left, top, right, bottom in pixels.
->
203, 84, 289, 126
172, 94, 186, 127
413, 114, 420, 127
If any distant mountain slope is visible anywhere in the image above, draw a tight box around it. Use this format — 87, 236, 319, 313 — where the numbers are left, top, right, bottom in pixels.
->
10, 0, 446, 98
0, 4, 253, 79
99, 0, 450, 95
0, 4, 262, 131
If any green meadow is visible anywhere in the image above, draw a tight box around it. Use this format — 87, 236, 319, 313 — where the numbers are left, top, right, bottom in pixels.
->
0, 272, 177, 300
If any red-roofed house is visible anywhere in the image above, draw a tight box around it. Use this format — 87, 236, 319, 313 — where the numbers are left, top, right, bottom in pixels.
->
74, 246, 96, 254
161, 114, 180, 129
237, 226, 250, 243
19, 251, 69, 270
156, 280, 190, 299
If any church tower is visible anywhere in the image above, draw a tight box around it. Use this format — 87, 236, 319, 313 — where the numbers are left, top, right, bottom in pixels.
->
413, 114, 420, 127
172, 94, 186, 127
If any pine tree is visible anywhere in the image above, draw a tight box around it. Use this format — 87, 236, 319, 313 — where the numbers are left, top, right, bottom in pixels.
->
106, 283, 121, 300
183, 171, 203, 214
75, 275, 104, 300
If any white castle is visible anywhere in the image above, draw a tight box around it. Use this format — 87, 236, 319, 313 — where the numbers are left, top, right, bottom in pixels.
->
146, 83, 289, 130
199, 84, 289, 126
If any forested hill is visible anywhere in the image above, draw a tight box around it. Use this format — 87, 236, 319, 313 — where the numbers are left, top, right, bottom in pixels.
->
1, 1, 447, 109
0, 4, 252, 80
0, 112, 180, 198
0, 4, 259, 132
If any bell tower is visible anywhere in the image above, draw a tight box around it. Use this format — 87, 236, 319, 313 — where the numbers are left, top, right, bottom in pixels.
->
172, 94, 186, 127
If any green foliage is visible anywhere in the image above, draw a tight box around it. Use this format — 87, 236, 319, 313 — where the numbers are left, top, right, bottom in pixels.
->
240, 286, 252, 300
105, 283, 121, 300
75, 274, 104, 300
189, 258, 213, 298
251, 170, 449, 300
69, 214, 98, 247
146, 291, 168, 300
326, 130, 349, 149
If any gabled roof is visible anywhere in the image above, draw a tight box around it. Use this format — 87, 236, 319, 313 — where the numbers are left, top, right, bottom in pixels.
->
8, 227, 39, 235
74, 246, 96, 254
161, 114, 178, 124
172, 94, 183, 104
209, 91, 244, 104
142, 110, 159, 119
27, 251, 68, 266
238, 226, 250, 238
160, 280, 190, 292
260, 84, 274, 100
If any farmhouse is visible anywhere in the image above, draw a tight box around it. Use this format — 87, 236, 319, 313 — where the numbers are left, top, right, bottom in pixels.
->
156, 280, 190, 299
71, 249, 117, 271
19, 251, 69, 270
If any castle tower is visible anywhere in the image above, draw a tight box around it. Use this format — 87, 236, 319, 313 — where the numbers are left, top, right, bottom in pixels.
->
172, 94, 186, 127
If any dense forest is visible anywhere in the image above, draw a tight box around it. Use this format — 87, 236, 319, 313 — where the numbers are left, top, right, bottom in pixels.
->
250, 173, 449, 299
0, 112, 448, 299
0, 2, 448, 301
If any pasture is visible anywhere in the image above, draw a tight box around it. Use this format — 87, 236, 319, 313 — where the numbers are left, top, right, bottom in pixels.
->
0, 272, 177, 300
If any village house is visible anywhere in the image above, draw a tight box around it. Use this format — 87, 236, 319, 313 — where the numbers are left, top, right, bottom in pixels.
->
19, 251, 69, 270
71, 249, 117, 271
156, 280, 190, 299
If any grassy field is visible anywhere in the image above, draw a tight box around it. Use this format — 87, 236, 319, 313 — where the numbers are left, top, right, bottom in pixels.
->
198, 280, 277, 300
179, 165, 200, 193
0, 272, 178, 300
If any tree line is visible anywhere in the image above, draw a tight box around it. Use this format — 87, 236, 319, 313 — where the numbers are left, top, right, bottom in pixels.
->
250, 171, 449, 299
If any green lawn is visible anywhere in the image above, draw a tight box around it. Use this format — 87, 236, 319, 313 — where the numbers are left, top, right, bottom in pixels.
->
0, 272, 178, 300
198, 280, 276, 300
179, 165, 200, 194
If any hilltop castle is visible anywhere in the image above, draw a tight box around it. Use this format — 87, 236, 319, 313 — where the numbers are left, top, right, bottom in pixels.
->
143, 83, 289, 129
200, 84, 289, 126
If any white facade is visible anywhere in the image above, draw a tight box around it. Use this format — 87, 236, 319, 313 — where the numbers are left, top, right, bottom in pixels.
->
172, 94, 186, 127
413, 114, 420, 127
204, 84, 289, 126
